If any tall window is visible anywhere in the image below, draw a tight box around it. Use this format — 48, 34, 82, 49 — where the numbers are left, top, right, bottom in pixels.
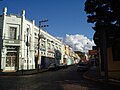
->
47, 42, 50, 49
41, 40, 45, 48
9, 27, 17, 39
34, 37, 38, 50
52, 44, 54, 50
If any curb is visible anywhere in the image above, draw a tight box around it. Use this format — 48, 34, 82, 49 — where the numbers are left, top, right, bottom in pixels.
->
83, 71, 120, 86
0, 65, 69, 77
83, 71, 99, 82
0, 69, 48, 77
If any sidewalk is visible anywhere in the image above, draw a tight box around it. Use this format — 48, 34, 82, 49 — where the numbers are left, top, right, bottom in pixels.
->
0, 65, 68, 76
0, 69, 48, 76
83, 66, 120, 86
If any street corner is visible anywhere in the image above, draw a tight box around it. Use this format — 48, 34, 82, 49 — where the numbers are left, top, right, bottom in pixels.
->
83, 70, 99, 82
83, 70, 120, 87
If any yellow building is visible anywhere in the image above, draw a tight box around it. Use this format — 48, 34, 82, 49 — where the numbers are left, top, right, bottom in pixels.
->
99, 44, 120, 79
62, 44, 80, 65
108, 48, 120, 71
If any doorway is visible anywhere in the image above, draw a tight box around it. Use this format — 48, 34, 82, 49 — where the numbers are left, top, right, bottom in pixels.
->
5, 52, 17, 71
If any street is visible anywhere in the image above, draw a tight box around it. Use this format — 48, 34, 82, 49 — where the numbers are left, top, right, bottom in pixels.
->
0, 65, 120, 90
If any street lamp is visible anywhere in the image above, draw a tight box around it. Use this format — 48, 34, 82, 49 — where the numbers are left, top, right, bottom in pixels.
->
37, 19, 48, 71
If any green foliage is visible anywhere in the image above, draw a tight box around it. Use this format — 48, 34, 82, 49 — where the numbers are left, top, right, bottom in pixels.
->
84, 0, 120, 27
85, 0, 120, 47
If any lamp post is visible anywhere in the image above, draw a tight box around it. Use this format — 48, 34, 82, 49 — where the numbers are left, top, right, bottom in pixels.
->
37, 19, 48, 71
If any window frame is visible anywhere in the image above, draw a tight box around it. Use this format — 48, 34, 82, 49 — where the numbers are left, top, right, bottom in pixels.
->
9, 27, 17, 40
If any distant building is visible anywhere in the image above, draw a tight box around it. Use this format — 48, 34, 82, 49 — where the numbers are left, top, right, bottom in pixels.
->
62, 44, 78, 65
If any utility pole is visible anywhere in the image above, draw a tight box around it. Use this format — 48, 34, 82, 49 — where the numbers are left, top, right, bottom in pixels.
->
37, 19, 48, 71
26, 28, 29, 70
102, 29, 108, 81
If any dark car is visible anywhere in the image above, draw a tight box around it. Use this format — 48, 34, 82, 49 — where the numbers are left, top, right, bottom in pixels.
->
77, 62, 89, 72
48, 63, 59, 71
59, 63, 68, 69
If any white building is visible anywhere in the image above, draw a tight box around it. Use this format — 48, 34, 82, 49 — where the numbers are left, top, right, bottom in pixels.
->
0, 7, 62, 72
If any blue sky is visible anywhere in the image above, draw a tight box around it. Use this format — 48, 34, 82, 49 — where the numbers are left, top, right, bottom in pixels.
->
0, 0, 94, 39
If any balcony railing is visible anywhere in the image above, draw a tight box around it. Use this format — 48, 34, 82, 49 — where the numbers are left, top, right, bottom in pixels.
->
3, 39, 20, 44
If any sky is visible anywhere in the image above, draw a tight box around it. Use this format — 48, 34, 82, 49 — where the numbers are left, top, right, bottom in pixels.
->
0, 0, 95, 52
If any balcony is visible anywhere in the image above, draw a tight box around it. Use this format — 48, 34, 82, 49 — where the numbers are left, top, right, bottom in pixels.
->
3, 39, 20, 45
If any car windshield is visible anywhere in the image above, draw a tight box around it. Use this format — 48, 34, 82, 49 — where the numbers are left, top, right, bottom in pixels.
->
79, 64, 86, 66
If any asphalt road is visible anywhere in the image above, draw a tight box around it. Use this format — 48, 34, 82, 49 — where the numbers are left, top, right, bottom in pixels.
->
0, 65, 120, 90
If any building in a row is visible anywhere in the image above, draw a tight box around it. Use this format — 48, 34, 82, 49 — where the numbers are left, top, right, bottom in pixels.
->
0, 7, 79, 72
62, 44, 80, 65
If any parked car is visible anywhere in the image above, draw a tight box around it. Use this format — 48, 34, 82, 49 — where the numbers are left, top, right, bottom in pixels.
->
77, 62, 89, 72
48, 63, 59, 71
59, 64, 67, 69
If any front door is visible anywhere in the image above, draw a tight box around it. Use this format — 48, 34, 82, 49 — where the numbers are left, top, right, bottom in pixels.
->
5, 52, 17, 71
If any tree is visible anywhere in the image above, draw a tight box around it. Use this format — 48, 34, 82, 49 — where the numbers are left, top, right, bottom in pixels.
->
85, 0, 120, 47
85, 0, 120, 27
84, 0, 120, 81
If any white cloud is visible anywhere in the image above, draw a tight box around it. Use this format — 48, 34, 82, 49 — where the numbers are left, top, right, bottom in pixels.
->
64, 34, 95, 52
